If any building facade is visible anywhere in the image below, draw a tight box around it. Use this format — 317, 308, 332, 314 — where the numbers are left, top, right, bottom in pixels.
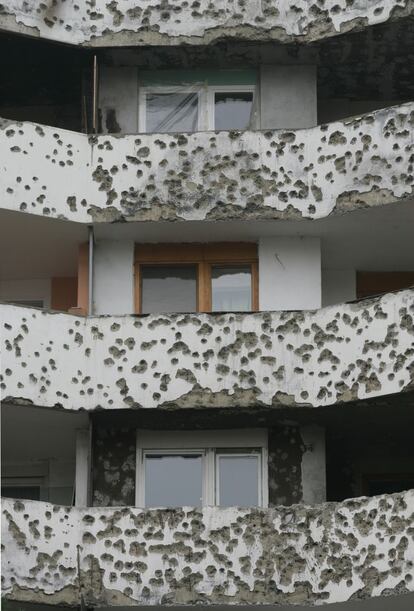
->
1, 2, 414, 610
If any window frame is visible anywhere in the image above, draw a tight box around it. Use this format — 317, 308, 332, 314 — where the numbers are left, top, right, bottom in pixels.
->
138, 86, 206, 133
206, 85, 256, 131
134, 242, 259, 314
1, 476, 44, 500
138, 84, 256, 133
135, 429, 268, 508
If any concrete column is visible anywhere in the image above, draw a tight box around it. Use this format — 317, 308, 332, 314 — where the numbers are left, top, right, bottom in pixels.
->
260, 64, 317, 129
75, 429, 91, 507
93, 240, 134, 315
300, 425, 326, 504
258, 236, 321, 311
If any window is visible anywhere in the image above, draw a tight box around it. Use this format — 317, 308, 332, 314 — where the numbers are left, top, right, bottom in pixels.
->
136, 430, 268, 508
1, 476, 43, 500
134, 243, 258, 314
209, 87, 255, 131
138, 84, 255, 133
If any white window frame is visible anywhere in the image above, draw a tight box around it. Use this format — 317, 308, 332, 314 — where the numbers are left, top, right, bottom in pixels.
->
135, 429, 268, 508
138, 86, 206, 133
138, 84, 256, 133
206, 85, 256, 131
215, 451, 262, 507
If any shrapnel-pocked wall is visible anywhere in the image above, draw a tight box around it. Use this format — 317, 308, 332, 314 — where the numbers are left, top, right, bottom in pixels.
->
1, 102, 414, 223
2, 491, 414, 606
0, 0, 412, 46
1, 289, 413, 411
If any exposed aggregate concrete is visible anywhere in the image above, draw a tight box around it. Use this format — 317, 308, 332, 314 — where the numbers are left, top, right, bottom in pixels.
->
1, 102, 414, 223
1, 289, 413, 412
0, 0, 413, 47
2, 491, 414, 606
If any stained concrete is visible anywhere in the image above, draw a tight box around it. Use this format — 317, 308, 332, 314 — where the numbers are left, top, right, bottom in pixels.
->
1, 289, 413, 412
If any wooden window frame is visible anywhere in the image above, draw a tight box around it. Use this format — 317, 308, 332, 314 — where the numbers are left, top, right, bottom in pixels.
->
134, 242, 258, 314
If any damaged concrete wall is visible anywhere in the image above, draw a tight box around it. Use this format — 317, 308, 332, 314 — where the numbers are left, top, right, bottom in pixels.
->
0, 0, 413, 47
1, 102, 413, 223
91, 424, 306, 508
2, 491, 414, 606
268, 425, 304, 506
92, 426, 136, 507
1, 288, 413, 411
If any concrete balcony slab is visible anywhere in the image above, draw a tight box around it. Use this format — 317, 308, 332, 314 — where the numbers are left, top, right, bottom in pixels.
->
1, 288, 413, 411
1, 103, 413, 224
2, 490, 414, 606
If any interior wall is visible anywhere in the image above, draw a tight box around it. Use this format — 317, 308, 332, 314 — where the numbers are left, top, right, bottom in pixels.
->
260, 64, 317, 129
1, 405, 88, 505
0, 278, 51, 308
258, 237, 321, 310
99, 65, 138, 134
318, 98, 406, 124
300, 425, 326, 504
322, 269, 356, 307
326, 424, 414, 502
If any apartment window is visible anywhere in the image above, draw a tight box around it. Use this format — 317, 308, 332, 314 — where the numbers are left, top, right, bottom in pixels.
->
135, 243, 258, 314
136, 430, 268, 508
138, 85, 255, 133
210, 87, 255, 131
1, 477, 43, 500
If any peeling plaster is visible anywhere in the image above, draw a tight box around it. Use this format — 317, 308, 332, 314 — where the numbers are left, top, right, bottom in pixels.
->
1, 289, 413, 412
2, 492, 414, 606
1, 103, 414, 223
0, 0, 413, 47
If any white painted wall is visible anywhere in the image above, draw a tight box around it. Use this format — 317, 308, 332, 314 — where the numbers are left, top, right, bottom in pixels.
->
322, 269, 356, 306
300, 425, 326, 504
93, 240, 134, 315
260, 65, 317, 129
258, 237, 321, 310
0, 278, 51, 308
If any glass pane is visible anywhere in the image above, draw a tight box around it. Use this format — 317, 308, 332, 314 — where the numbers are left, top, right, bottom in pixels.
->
214, 92, 253, 130
211, 265, 252, 312
141, 265, 197, 314
145, 454, 203, 507
146, 92, 199, 133
218, 455, 259, 507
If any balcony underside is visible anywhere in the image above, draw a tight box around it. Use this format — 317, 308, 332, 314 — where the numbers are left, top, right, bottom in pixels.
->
2, 490, 414, 607
1, 102, 413, 224
0, 0, 413, 47
1, 288, 413, 412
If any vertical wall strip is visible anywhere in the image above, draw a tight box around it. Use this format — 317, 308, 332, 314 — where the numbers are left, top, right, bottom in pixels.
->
88, 225, 94, 315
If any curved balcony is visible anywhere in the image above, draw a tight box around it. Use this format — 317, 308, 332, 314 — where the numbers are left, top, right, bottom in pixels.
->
2, 491, 414, 607
1, 102, 413, 224
0, 0, 412, 47
1, 288, 413, 412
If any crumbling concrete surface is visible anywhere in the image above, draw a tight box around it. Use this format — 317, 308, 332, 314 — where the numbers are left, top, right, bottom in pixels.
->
0, 0, 413, 46
1, 102, 413, 223
2, 491, 414, 606
1, 289, 413, 411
